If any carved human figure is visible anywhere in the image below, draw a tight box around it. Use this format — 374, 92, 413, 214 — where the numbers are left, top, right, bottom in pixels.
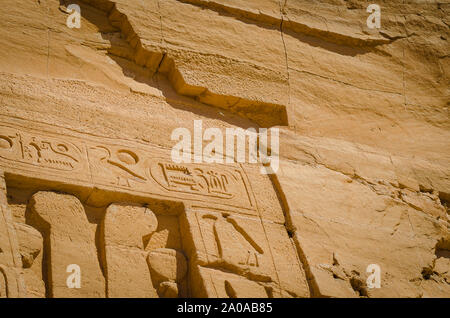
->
14, 222, 45, 297
0, 172, 27, 298
27, 191, 105, 297
0, 210, 23, 298
101, 203, 158, 297
146, 248, 188, 298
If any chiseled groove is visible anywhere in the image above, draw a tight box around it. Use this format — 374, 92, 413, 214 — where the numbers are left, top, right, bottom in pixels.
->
176, 0, 392, 47
78, 0, 288, 128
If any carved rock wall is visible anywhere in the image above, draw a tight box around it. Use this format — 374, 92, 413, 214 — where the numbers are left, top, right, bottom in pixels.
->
0, 0, 448, 297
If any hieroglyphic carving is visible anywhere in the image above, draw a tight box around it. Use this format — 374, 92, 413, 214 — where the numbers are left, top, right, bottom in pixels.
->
89, 144, 255, 211
28, 192, 105, 297
0, 121, 257, 213
151, 163, 242, 199
183, 208, 310, 297
89, 146, 147, 187
184, 209, 279, 297
201, 213, 263, 268
0, 126, 83, 171
90, 145, 254, 208
0, 119, 310, 298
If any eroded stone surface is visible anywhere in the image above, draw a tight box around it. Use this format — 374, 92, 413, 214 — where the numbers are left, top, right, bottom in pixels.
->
101, 203, 158, 298
28, 191, 105, 297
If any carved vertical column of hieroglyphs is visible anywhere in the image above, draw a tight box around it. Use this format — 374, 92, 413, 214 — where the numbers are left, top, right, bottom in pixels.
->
180, 209, 277, 298
100, 203, 159, 298
0, 171, 27, 298
28, 191, 105, 297
180, 206, 310, 298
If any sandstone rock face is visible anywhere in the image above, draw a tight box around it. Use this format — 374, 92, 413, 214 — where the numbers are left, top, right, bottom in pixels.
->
28, 191, 105, 297
0, 0, 448, 298
101, 203, 158, 298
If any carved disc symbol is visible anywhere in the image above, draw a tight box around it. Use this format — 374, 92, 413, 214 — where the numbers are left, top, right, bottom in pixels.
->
117, 150, 139, 165
0, 136, 12, 150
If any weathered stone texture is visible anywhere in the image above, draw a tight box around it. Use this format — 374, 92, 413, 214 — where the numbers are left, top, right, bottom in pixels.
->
0, 0, 448, 297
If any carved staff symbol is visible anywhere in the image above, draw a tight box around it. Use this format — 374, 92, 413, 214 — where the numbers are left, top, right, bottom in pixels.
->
203, 214, 263, 268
